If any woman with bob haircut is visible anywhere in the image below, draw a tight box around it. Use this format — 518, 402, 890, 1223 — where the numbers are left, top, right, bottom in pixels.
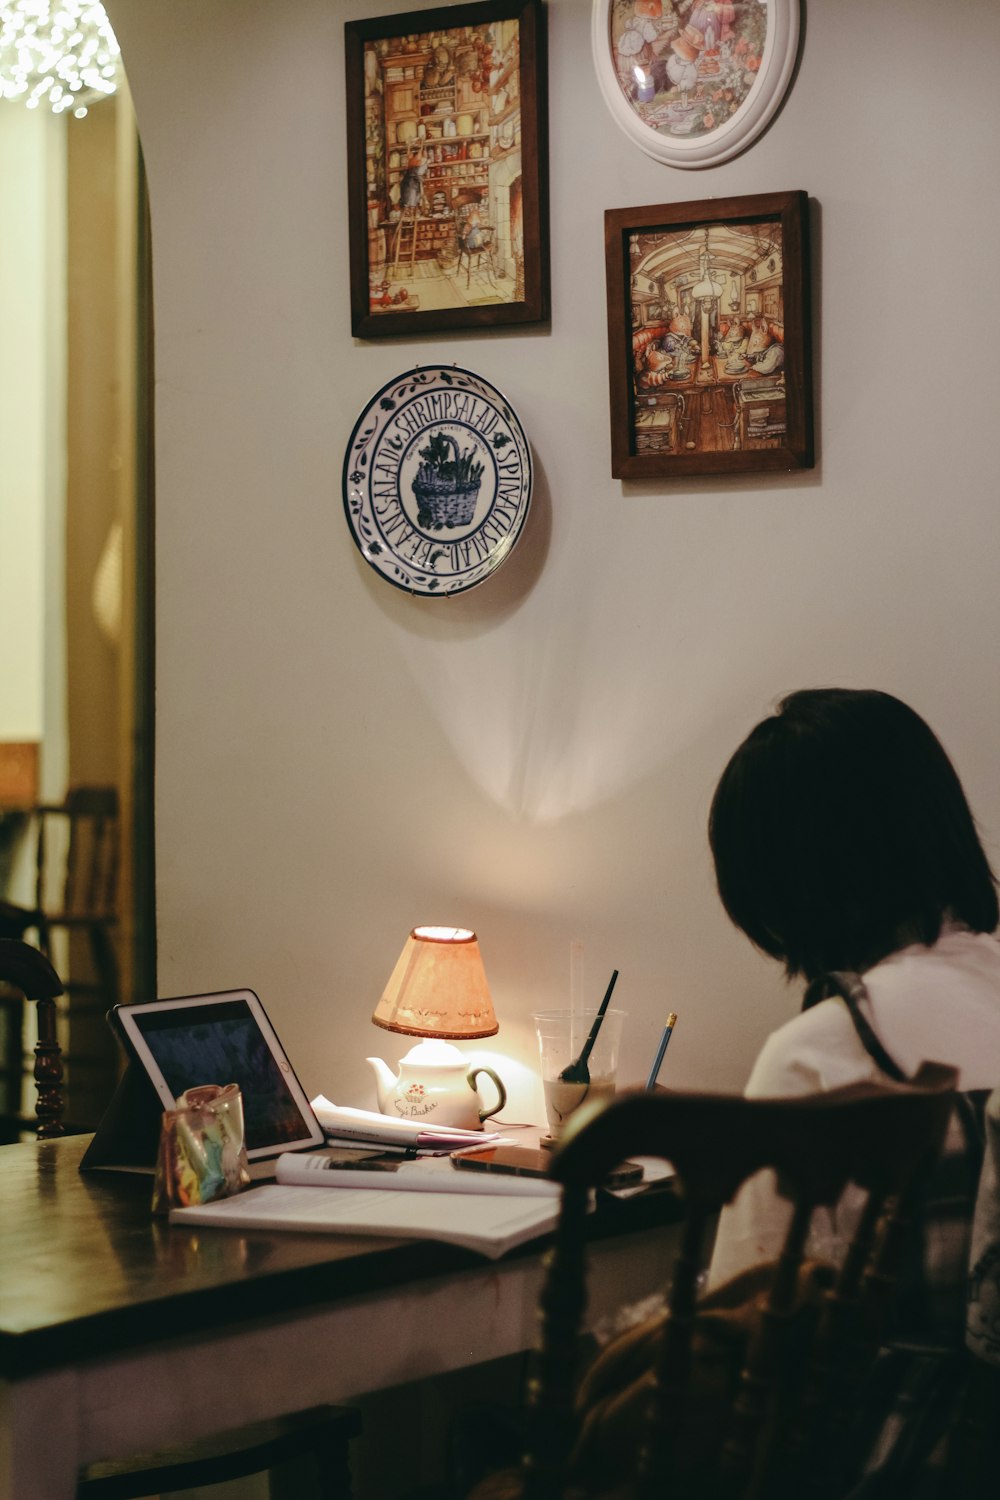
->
541, 691, 998, 1499
708, 686, 1000, 1285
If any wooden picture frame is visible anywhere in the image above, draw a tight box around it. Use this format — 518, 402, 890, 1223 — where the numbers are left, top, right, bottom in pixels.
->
345, 0, 549, 339
604, 190, 813, 479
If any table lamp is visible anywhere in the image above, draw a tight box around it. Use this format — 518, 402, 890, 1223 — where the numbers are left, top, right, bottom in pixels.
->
372, 925, 498, 1039
368, 926, 504, 1128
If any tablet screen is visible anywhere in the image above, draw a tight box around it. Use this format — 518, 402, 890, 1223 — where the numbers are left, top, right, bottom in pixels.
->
115, 990, 324, 1159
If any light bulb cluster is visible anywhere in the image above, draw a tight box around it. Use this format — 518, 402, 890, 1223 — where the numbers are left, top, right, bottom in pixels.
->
0, 0, 120, 117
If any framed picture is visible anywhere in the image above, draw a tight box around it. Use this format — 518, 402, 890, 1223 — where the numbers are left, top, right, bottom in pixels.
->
604, 190, 813, 479
591, 0, 799, 169
345, 0, 549, 339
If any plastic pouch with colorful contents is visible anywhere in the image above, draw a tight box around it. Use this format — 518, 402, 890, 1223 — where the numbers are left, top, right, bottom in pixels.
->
152, 1083, 251, 1214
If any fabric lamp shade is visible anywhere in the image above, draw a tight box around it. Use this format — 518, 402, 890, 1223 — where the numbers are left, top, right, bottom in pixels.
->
372, 926, 498, 1039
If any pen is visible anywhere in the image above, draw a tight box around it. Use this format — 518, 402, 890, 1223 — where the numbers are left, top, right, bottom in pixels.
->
645, 1013, 678, 1090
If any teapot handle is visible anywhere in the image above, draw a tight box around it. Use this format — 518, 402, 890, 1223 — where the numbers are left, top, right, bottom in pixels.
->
468, 1066, 506, 1122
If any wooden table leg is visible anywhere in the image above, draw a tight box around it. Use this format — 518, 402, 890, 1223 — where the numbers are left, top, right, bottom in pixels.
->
1, 1371, 81, 1500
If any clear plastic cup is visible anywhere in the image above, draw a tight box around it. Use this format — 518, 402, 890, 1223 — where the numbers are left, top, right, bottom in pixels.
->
533, 1008, 626, 1139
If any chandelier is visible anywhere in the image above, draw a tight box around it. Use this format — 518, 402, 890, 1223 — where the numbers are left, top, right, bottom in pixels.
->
0, 1, 120, 117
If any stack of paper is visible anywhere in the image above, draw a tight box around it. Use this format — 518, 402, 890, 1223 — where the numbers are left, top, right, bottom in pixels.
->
311, 1096, 502, 1152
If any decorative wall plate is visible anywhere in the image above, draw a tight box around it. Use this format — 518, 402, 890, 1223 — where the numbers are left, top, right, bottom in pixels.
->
592, 0, 799, 169
343, 366, 532, 596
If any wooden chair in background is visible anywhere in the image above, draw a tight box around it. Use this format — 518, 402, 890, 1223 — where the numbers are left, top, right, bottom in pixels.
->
478, 1066, 959, 1500
0, 982, 20, 1137
0, 787, 120, 1129
18, 785, 121, 1010
0, 938, 65, 1139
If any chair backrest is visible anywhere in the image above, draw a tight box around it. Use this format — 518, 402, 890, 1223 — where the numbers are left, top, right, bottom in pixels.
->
33, 785, 119, 925
517, 1064, 958, 1500
0, 938, 65, 1137
949, 1082, 1000, 1491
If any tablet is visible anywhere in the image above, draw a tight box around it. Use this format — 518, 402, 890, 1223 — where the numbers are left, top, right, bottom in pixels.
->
112, 989, 325, 1161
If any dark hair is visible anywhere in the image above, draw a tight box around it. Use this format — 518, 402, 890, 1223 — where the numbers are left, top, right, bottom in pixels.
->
708, 688, 999, 981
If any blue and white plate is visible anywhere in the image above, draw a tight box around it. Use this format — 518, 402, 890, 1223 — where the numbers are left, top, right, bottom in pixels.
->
342, 366, 532, 596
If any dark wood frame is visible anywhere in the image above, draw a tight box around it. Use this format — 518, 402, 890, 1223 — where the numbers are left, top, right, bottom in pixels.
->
604, 190, 814, 480
345, 0, 549, 339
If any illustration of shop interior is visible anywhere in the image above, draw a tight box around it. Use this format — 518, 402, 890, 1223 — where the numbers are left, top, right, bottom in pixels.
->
629, 219, 788, 457
363, 20, 524, 315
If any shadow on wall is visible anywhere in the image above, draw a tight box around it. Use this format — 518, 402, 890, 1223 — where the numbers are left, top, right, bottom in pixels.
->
364, 455, 816, 824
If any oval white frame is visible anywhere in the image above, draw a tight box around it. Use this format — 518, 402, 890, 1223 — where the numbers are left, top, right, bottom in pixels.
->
591, 0, 800, 169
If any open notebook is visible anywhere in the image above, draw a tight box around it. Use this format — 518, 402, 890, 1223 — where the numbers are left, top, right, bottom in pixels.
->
168, 1168, 564, 1259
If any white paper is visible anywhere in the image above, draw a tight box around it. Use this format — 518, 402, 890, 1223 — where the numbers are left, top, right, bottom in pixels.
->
310, 1096, 499, 1147
169, 1182, 561, 1259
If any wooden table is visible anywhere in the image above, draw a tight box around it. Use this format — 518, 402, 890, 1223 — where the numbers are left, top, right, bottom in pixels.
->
0, 1136, 680, 1499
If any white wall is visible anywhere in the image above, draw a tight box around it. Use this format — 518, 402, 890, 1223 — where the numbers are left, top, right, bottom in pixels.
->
106, 0, 1000, 1122
0, 107, 66, 772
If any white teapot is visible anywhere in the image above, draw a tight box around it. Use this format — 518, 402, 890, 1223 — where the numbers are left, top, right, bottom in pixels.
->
366, 1039, 506, 1131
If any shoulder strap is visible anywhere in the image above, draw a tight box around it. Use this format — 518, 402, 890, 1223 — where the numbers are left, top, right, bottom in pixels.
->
802, 969, 908, 1082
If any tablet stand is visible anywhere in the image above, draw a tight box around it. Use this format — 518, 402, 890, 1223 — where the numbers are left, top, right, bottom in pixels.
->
79, 1061, 165, 1173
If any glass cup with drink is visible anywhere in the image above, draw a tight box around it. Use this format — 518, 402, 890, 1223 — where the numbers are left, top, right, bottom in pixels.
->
533, 1008, 626, 1141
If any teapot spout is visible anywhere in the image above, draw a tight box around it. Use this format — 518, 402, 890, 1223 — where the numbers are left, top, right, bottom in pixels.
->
365, 1055, 397, 1112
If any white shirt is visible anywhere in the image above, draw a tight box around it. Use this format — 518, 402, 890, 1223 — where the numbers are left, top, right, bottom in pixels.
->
708, 926, 1000, 1287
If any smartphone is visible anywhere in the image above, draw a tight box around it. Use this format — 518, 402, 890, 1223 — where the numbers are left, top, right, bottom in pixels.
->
452, 1146, 555, 1179
452, 1145, 644, 1189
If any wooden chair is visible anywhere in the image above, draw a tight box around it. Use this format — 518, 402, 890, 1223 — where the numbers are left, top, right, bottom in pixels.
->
482, 1065, 958, 1500
13, 785, 121, 1011
0, 937, 66, 1137
945, 1081, 1000, 1497
1, 788, 122, 1135
0, 981, 20, 1140
457, 222, 497, 288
